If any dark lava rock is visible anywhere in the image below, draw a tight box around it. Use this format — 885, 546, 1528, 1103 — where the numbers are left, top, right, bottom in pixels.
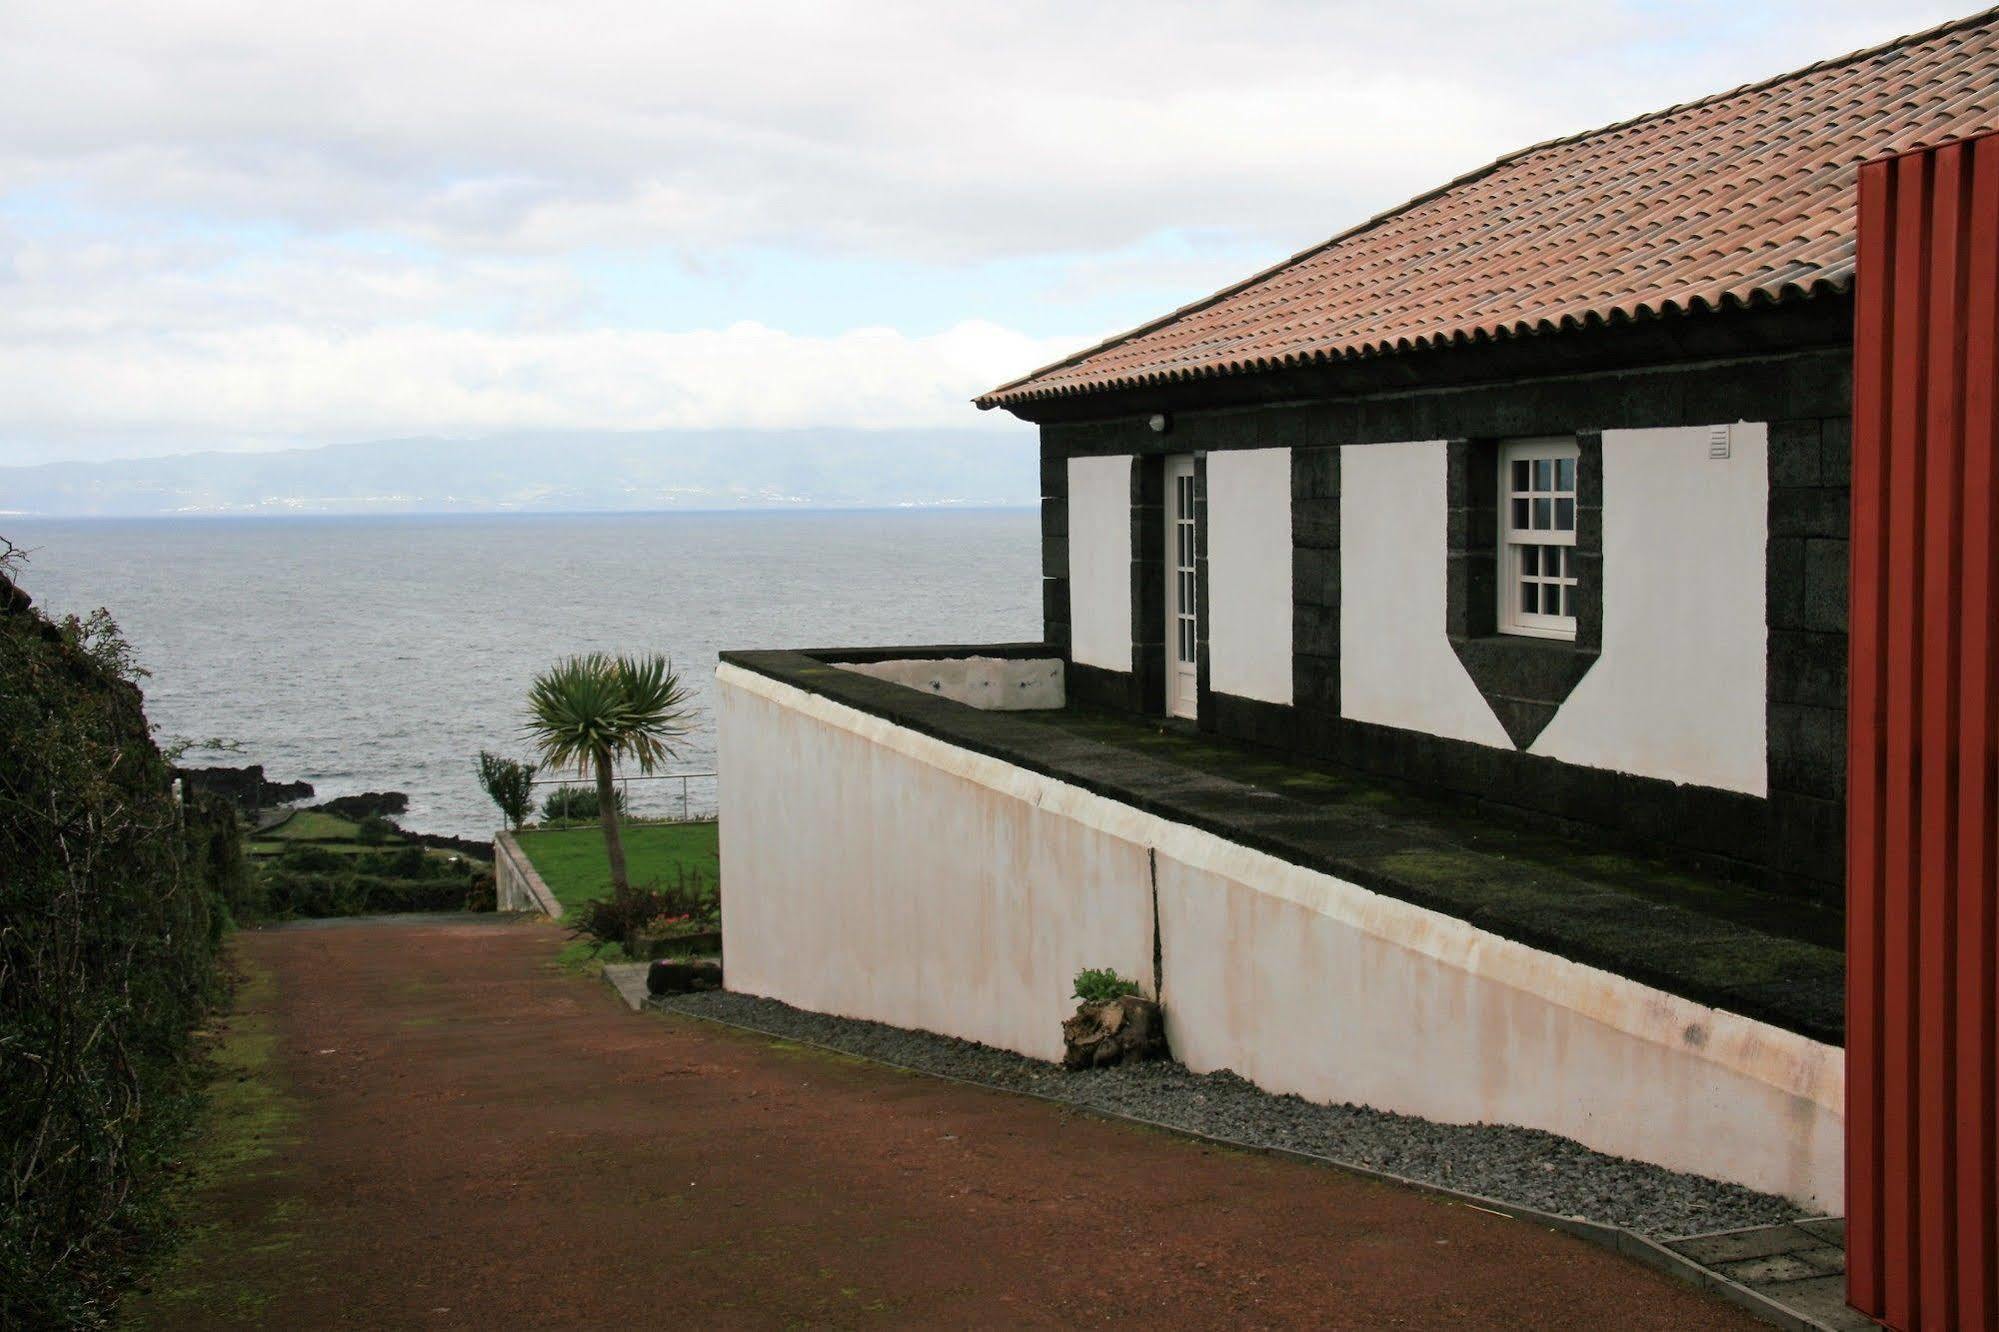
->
647, 959, 724, 995
179, 764, 314, 809
313, 791, 410, 819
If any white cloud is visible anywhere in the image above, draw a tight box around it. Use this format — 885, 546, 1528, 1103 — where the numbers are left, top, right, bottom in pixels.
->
0, 302, 1071, 450
0, 0, 1968, 462
0, 1, 1964, 260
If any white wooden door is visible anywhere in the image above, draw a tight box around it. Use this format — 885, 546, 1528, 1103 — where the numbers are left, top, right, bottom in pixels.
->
1165, 455, 1198, 720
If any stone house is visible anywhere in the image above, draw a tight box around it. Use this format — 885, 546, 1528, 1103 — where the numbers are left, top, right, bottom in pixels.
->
717, 13, 1999, 1216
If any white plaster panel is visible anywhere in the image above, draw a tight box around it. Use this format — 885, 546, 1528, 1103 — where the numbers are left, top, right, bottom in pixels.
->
1065, 455, 1133, 673
834, 657, 1065, 710
718, 668, 1153, 1061
718, 663, 1844, 1208
1206, 447, 1294, 705
1530, 424, 1770, 795
1338, 441, 1511, 748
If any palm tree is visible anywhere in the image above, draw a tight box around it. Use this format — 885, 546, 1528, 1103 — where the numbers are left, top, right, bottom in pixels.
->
523, 653, 694, 893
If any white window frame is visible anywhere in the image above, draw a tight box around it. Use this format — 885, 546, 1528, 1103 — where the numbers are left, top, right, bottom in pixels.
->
1164, 455, 1198, 719
1497, 436, 1581, 641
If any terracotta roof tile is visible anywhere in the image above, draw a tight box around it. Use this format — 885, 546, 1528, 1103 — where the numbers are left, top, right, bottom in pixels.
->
980, 10, 1999, 410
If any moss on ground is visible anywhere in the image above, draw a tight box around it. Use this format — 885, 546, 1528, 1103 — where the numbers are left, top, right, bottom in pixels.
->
121, 954, 313, 1328
1021, 703, 1845, 1040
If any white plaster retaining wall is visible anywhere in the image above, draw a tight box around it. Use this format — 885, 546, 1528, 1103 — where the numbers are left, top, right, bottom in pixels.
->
834, 656, 1064, 710
718, 662, 1845, 1209
493, 830, 563, 917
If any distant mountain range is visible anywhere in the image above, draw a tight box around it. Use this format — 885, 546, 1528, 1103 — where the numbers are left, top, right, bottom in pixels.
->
0, 428, 1038, 516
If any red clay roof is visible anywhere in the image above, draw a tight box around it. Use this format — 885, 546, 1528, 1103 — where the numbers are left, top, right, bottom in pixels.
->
979, 10, 1999, 411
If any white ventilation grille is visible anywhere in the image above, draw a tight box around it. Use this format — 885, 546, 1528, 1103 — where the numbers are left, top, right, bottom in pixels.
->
1709, 425, 1732, 460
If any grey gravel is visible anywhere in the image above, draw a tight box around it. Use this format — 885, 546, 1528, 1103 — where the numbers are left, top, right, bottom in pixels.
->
652, 988, 1804, 1241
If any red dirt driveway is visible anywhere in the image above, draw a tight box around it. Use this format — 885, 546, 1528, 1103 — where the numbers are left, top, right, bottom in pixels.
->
129, 915, 1760, 1330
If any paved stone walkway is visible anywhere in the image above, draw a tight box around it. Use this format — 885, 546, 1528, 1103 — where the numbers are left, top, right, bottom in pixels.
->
1668, 1220, 1869, 1331
131, 915, 1764, 1329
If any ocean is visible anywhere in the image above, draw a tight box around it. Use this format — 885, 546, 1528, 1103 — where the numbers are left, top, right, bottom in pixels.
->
4, 510, 1039, 837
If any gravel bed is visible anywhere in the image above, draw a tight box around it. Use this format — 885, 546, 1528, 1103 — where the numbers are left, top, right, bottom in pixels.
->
652, 989, 1804, 1240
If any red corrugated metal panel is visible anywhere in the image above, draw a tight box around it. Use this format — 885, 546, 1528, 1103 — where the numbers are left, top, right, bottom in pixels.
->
1849, 129, 1999, 1331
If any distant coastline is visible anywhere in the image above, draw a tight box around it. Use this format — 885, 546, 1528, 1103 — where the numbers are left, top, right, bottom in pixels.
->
0, 425, 1038, 517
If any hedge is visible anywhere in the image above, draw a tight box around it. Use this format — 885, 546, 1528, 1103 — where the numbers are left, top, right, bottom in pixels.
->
0, 571, 243, 1326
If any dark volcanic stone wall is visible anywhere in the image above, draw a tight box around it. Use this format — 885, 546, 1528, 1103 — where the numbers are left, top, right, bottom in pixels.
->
1035, 344, 1852, 904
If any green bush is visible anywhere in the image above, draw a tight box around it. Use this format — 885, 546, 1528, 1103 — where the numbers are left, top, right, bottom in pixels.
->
565, 867, 714, 952
356, 813, 396, 844
476, 751, 537, 830
257, 854, 477, 919
1, 580, 240, 1326
279, 842, 348, 873
1072, 967, 1142, 1005
539, 784, 625, 823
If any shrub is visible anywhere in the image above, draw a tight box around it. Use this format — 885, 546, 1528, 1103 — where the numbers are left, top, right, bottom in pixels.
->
2, 580, 239, 1325
356, 813, 397, 844
464, 872, 497, 913
539, 785, 625, 823
566, 868, 714, 952
476, 751, 537, 830
1072, 967, 1142, 1005
280, 843, 348, 873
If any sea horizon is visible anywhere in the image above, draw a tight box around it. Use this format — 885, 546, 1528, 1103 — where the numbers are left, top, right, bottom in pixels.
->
6, 507, 1040, 838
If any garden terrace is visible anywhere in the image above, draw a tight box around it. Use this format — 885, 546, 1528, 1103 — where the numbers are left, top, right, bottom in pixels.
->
720, 644, 1843, 1046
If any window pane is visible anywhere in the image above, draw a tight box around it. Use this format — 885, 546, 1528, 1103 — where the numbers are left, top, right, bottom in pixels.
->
1533, 498, 1551, 529
1522, 545, 1539, 575
1561, 585, 1575, 618
1521, 582, 1538, 614
1533, 459, 1553, 491
1511, 459, 1529, 492
1556, 457, 1575, 492
1556, 498, 1575, 530
1561, 546, 1574, 577
1512, 497, 1529, 530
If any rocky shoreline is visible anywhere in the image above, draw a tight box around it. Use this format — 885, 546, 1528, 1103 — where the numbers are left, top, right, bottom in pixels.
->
179, 762, 492, 860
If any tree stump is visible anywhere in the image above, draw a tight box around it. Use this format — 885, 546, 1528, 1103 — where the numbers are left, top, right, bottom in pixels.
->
1061, 994, 1166, 1070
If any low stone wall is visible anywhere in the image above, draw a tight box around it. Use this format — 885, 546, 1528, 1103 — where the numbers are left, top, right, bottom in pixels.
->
493, 830, 562, 917
716, 662, 1845, 1210
832, 656, 1064, 711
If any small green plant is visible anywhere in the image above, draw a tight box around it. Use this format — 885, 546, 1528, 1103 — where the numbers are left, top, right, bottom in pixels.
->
476, 750, 537, 830
1072, 967, 1142, 1004
356, 813, 397, 844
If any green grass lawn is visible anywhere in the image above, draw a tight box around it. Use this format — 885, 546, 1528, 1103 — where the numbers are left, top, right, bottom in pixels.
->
263, 810, 363, 841
512, 820, 719, 911
248, 840, 379, 857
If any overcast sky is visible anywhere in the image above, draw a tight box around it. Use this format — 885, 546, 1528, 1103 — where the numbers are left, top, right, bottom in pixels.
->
0, 1, 1969, 465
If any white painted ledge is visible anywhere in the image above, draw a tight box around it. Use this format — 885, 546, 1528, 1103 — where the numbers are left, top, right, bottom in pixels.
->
493, 829, 563, 918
